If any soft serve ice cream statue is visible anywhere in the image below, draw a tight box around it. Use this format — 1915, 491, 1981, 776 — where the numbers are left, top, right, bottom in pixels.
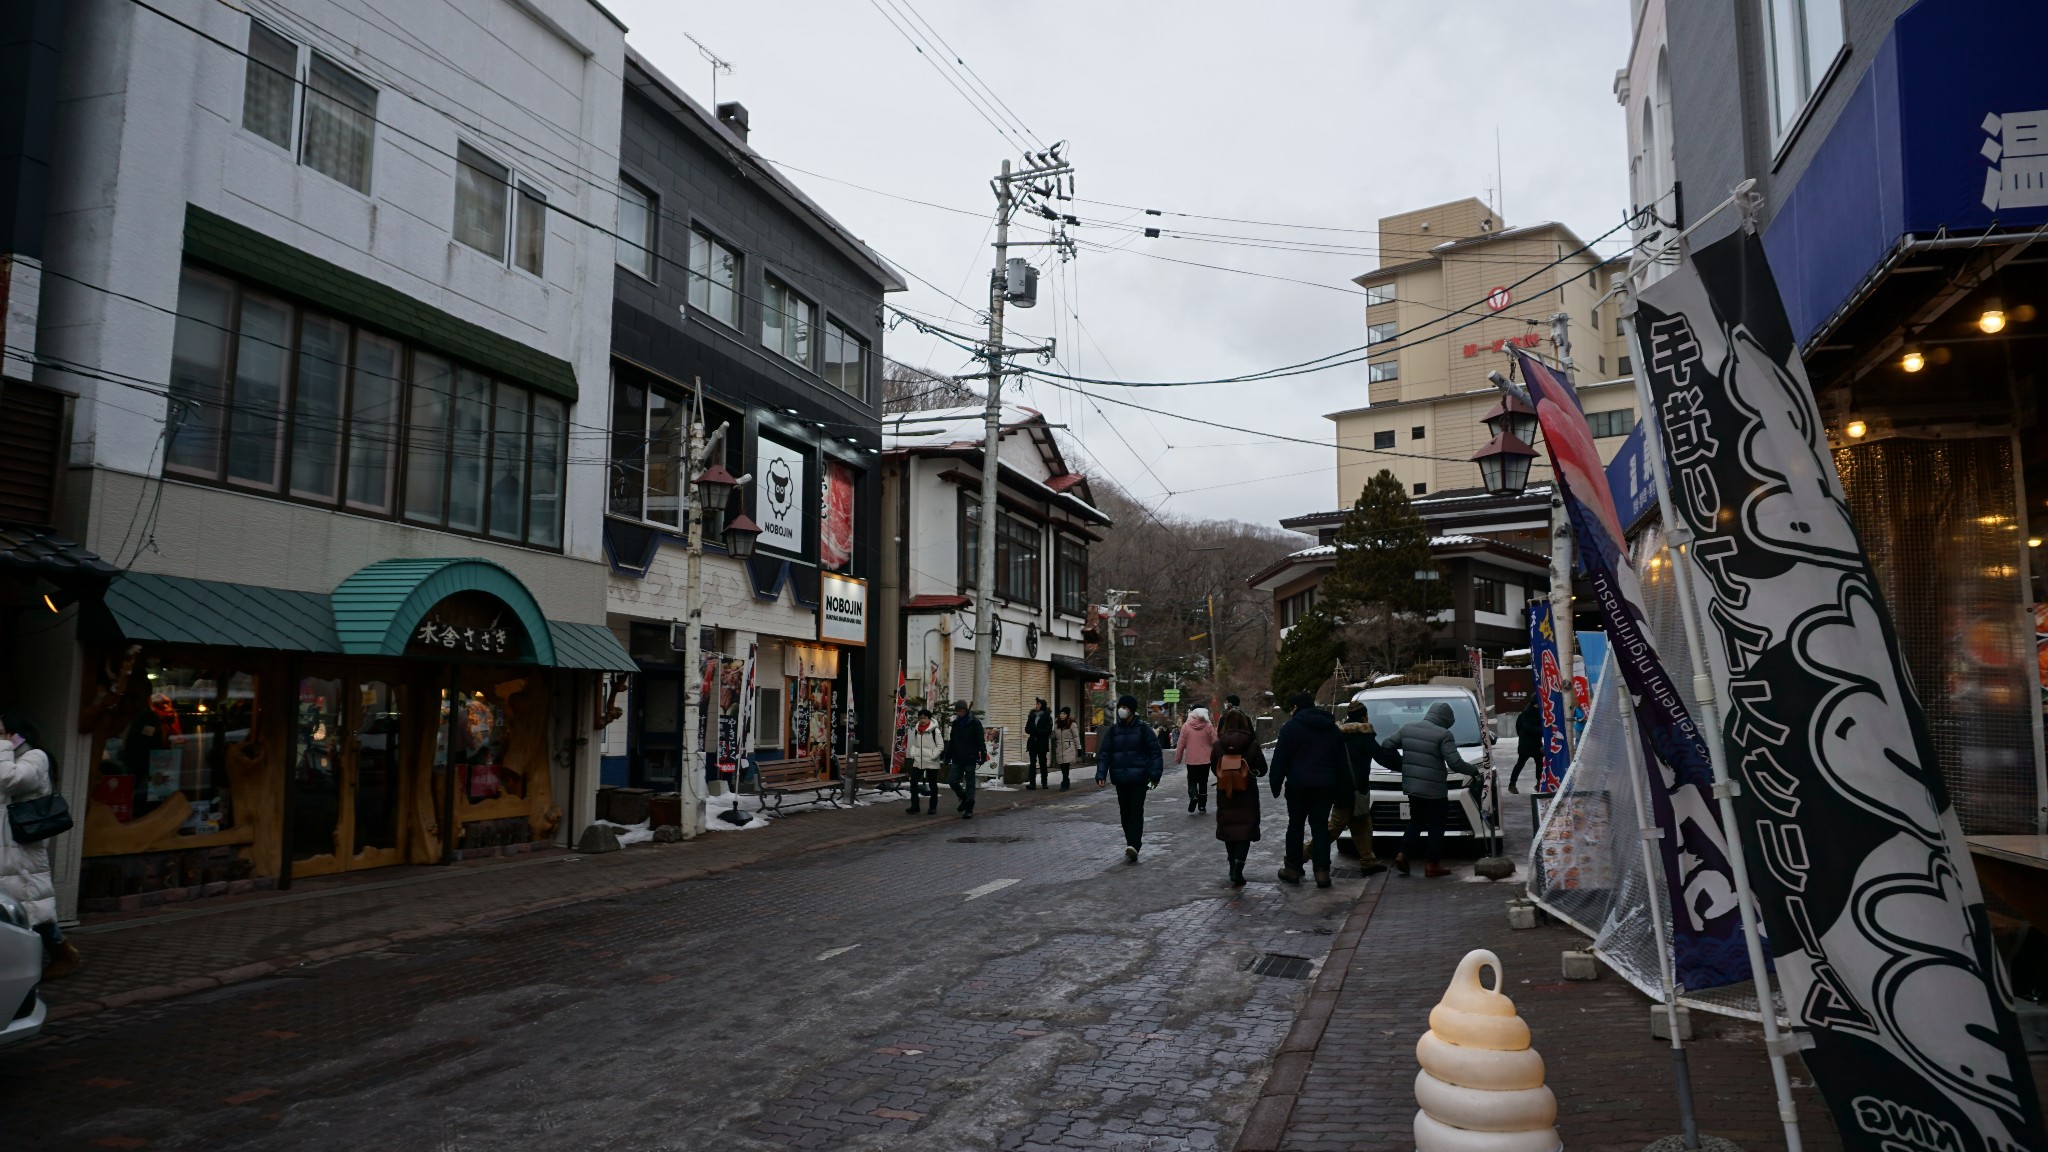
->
1413, 949, 1561, 1152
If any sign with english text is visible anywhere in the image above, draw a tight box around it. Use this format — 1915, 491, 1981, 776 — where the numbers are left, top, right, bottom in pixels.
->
818, 571, 868, 647
754, 436, 807, 556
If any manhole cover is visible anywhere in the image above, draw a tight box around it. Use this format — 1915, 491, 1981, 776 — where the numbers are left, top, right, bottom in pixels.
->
949, 835, 1027, 844
1250, 953, 1315, 980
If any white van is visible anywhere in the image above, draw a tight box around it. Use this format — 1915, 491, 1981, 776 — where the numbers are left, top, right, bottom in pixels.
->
1347, 684, 1493, 844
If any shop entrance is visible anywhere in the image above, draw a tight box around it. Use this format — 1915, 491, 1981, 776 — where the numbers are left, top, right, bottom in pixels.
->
291, 670, 407, 875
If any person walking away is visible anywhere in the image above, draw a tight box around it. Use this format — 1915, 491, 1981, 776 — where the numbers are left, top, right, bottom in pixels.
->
1212, 708, 1268, 886
1331, 702, 1393, 877
1174, 707, 1218, 815
1508, 698, 1542, 793
1052, 706, 1082, 791
1095, 694, 1163, 862
1267, 692, 1352, 888
1024, 698, 1054, 790
0, 713, 77, 978
945, 699, 986, 819
1393, 701, 1462, 877
905, 708, 945, 815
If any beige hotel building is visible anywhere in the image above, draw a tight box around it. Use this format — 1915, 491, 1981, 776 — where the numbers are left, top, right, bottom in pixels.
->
1329, 197, 1637, 505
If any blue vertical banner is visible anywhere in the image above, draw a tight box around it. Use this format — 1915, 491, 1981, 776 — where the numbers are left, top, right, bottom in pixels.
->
1517, 345, 1752, 994
1526, 600, 1570, 792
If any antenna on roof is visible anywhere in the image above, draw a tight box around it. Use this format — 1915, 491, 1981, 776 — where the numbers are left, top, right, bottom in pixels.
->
1495, 126, 1506, 223
685, 33, 735, 109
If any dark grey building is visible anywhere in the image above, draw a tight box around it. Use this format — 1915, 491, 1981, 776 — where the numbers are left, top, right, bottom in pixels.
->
603, 49, 905, 791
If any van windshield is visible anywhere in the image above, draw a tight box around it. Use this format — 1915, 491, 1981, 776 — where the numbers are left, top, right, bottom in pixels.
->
1357, 696, 1483, 746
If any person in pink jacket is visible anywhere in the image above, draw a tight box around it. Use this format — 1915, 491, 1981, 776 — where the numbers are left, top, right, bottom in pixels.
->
1174, 707, 1219, 815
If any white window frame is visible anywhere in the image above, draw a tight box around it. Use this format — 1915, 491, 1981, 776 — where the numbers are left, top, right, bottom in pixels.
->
762, 273, 815, 369
299, 51, 378, 194
616, 175, 658, 281
1366, 320, 1398, 345
1759, 0, 1848, 149
822, 317, 868, 399
688, 226, 741, 328
453, 141, 550, 276
1364, 282, 1396, 307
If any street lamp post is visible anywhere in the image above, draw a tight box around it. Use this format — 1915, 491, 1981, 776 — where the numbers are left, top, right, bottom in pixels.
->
679, 379, 756, 839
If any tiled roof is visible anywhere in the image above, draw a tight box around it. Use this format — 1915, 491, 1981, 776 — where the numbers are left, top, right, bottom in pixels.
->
0, 525, 118, 583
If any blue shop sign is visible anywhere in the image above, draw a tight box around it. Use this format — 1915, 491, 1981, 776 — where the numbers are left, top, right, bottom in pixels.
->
1603, 420, 1659, 534
1762, 0, 2048, 348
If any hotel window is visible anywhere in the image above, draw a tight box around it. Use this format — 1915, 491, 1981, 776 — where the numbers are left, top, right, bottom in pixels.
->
301, 53, 377, 193
164, 265, 567, 549
823, 320, 868, 399
1056, 535, 1088, 617
1474, 577, 1506, 615
616, 176, 657, 280
1367, 321, 1398, 345
1373, 430, 1395, 450
1618, 354, 1633, 376
1586, 407, 1635, 438
1760, 0, 1846, 140
1364, 282, 1395, 307
1368, 360, 1399, 384
762, 275, 814, 367
688, 228, 740, 327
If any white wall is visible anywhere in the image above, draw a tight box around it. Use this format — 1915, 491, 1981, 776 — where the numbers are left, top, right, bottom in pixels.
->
1618, 0, 1671, 284
607, 549, 823, 642
40, 0, 625, 567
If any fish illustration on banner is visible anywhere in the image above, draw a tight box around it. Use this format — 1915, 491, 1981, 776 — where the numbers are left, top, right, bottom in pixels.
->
1636, 228, 2045, 1152
1514, 344, 1751, 994
1526, 600, 1571, 792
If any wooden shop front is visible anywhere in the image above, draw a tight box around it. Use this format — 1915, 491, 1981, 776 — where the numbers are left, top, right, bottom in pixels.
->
73, 559, 634, 911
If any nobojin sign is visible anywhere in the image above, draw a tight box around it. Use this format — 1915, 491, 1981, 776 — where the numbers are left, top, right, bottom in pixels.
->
818, 572, 868, 647
1637, 229, 2045, 1152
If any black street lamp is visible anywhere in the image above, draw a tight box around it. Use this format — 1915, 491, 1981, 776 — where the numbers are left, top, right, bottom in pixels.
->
1472, 395, 1539, 497
722, 513, 762, 558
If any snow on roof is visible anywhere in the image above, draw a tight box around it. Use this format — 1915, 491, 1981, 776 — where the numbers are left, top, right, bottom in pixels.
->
881, 404, 1046, 452
1281, 534, 1480, 562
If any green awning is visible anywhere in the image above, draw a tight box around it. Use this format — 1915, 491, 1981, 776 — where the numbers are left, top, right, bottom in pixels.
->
94, 567, 632, 672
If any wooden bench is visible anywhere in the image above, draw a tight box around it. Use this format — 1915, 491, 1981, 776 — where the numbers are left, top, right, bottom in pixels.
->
847, 751, 906, 794
753, 756, 840, 811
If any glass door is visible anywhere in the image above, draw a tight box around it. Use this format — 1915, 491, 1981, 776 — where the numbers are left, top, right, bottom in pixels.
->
292, 674, 346, 874
351, 679, 404, 868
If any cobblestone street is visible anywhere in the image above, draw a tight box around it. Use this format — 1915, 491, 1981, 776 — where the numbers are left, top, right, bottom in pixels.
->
3, 785, 1364, 1151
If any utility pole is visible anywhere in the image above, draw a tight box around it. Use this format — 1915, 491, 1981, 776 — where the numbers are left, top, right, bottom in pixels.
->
1546, 312, 1577, 751
972, 146, 1073, 722
679, 381, 747, 839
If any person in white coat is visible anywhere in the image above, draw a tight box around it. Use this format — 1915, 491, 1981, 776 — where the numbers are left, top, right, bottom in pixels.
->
0, 712, 78, 978
904, 708, 946, 816
1053, 706, 1083, 791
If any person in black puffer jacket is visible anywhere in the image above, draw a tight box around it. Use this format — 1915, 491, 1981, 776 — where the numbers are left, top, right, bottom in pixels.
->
1095, 693, 1163, 862
1508, 698, 1542, 793
1268, 691, 1354, 888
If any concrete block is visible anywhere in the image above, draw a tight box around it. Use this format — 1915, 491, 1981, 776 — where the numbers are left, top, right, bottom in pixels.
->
1561, 950, 1599, 980
1506, 900, 1539, 930
1650, 1005, 1693, 1041
575, 823, 622, 854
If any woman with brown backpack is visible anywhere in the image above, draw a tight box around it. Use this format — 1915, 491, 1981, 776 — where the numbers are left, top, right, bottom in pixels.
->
1211, 707, 1268, 886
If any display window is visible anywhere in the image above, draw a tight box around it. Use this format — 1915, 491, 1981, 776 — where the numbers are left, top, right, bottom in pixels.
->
95, 658, 259, 834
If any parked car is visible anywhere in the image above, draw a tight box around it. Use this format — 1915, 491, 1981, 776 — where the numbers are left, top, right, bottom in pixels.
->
1347, 684, 1494, 848
0, 892, 45, 1047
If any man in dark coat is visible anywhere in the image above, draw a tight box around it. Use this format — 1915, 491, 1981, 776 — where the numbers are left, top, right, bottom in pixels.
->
1267, 691, 1354, 888
1508, 699, 1542, 793
1332, 702, 1394, 878
1095, 693, 1164, 862
1024, 698, 1054, 790
1392, 701, 1462, 877
944, 699, 987, 819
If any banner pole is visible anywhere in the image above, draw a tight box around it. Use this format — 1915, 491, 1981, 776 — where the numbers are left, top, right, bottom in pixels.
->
1622, 282, 1805, 1152
1618, 675, 1702, 1149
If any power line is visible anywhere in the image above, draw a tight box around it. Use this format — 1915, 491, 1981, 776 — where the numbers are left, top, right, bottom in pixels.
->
863, 0, 1028, 154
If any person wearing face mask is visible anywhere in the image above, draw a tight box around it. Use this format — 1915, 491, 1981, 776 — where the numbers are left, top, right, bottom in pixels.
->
0, 712, 78, 978
905, 708, 945, 816
944, 699, 987, 818
1095, 694, 1164, 862
1052, 706, 1081, 791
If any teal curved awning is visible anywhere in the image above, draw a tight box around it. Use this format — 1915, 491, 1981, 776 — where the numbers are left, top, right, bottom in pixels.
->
331, 557, 556, 664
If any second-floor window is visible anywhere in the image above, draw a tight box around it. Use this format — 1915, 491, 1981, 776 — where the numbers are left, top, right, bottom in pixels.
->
1373, 430, 1395, 449
454, 143, 547, 275
616, 177, 657, 280
960, 496, 1040, 604
688, 228, 739, 327
1760, 0, 1846, 140
763, 275, 814, 367
1474, 577, 1507, 615
1586, 407, 1635, 438
1055, 535, 1087, 617
1280, 587, 1316, 628
608, 373, 687, 526
240, 21, 377, 194
166, 265, 566, 549
1368, 360, 1399, 384
823, 320, 868, 399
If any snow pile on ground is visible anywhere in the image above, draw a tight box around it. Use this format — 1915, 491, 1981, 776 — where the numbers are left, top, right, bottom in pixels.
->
703, 802, 773, 831
593, 819, 655, 848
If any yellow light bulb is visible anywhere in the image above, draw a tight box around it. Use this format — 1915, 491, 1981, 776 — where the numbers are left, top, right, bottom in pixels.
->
1900, 348, 1925, 373
2030, 537, 2043, 548
42, 594, 58, 613
1845, 419, 1868, 438
1979, 309, 2008, 334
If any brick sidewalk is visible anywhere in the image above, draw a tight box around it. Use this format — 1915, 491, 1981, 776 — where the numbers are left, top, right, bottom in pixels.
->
1240, 866, 2048, 1152
46, 786, 1066, 1021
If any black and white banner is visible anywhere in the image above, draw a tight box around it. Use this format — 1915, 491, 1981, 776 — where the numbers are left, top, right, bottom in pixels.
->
1637, 230, 2044, 1152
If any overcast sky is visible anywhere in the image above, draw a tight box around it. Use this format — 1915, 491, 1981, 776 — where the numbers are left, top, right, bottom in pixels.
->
605, 1, 1634, 527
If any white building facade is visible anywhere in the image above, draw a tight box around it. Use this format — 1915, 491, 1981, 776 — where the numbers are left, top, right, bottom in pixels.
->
26, 0, 632, 919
